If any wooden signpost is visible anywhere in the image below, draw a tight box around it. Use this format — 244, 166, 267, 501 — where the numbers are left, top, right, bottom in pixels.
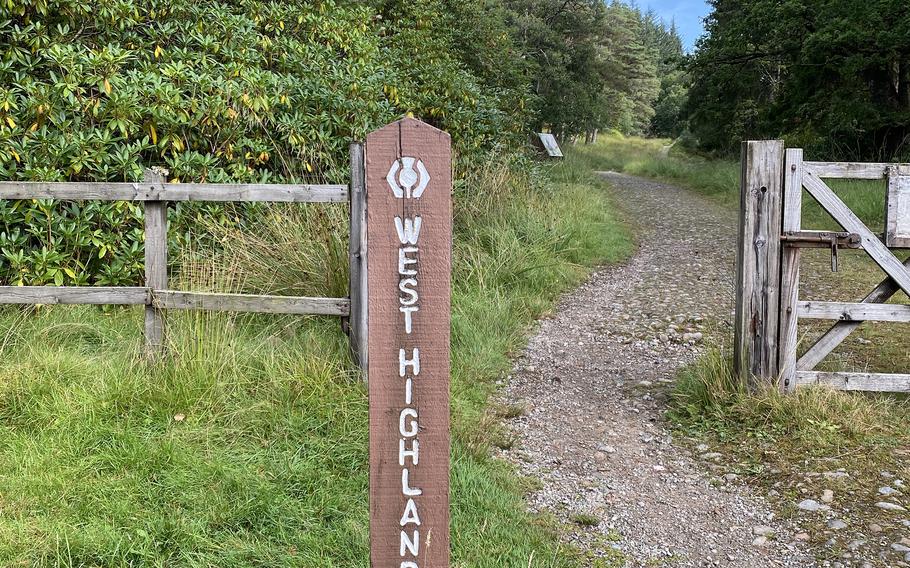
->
366, 118, 452, 567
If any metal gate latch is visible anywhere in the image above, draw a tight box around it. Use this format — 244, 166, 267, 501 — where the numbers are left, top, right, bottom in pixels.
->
830, 234, 838, 272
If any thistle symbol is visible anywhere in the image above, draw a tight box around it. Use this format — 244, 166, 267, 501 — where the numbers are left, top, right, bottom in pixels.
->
387, 157, 430, 199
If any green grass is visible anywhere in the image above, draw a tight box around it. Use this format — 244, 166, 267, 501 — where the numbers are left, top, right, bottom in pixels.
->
570, 133, 890, 232
0, 155, 633, 566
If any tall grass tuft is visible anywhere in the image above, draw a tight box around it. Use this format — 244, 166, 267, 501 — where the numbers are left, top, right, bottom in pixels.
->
671, 350, 910, 455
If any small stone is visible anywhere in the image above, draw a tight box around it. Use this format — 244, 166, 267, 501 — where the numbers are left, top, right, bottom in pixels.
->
653, 465, 666, 472
795, 532, 810, 541
724, 473, 738, 482
847, 540, 865, 551
827, 519, 848, 530
876, 501, 907, 512
821, 489, 835, 503
753, 525, 774, 536
701, 452, 723, 461
696, 443, 709, 452
869, 523, 883, 533
880, 486, 900, 496
599, 445, 617, 454
682, 332, 703, 343
798, 499, 830, 512
752, 536, 768, 547
823, 471, 850, 480
892, 543, 910, 553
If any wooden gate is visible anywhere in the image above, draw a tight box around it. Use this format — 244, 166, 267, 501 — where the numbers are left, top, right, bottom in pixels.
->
735, 141, 910, 393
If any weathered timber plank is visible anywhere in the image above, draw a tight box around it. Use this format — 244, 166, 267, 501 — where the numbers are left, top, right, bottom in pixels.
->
886, 170, 910, 248
802, 171, 910, 295
0, 182, 348, 202
795, 371, 910, 393
348, 142, 368, 373
143, 169, 168, 357
804, 162, 910, 180
797, 300, 910, 322
0, 286, 149, 305
779, 148, 803, 391
154, 291, 350, 316
797, 256, 910, 371
734, 140, 784, 383
366, 118, 452, 567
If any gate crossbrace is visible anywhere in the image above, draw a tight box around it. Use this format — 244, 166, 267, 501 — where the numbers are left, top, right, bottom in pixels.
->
798, 256, 910, 370
802, 172, 910, 295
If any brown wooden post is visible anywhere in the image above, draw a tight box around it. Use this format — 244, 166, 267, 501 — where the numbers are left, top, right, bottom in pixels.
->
734, 140, 784, 385
778, 148, 803, 391
349, 142, 369, 374
143, 167, 168, 358
366, 118, 451, 567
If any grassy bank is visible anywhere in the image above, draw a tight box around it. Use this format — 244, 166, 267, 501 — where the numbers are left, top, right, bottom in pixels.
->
573, 134, 909, 565
0, 157, 632, 566
570, 135, 890, 231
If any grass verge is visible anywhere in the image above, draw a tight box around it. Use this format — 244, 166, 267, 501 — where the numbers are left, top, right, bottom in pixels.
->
0, 155, 632, 566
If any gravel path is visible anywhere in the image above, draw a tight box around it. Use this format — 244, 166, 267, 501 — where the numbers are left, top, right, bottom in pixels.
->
498, 172, 815, 567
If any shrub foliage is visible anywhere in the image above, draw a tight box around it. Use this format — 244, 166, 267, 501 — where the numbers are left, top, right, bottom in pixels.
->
0, 0, 527, 285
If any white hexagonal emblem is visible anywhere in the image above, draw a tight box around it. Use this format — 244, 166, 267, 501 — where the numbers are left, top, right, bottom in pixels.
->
387, 157, 430, 199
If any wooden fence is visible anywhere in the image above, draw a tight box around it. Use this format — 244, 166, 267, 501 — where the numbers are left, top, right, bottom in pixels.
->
0, 144, 369, 367
736, 141, 910, 393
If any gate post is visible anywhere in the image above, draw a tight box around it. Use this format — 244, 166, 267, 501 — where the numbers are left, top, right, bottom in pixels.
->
734, 140, 784, 385
349, 142, 368, 374
778, 148, 803, 391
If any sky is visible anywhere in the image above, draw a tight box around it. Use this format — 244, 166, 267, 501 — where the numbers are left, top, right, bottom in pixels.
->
637, 0, 712, 52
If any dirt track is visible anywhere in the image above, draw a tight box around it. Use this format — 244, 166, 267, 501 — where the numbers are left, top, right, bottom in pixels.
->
498, 172, 815, 567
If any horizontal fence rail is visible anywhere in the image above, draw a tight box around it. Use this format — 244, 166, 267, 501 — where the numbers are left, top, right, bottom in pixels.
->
0, 168, 364, 364
0, 287, 350, 317
804, 162, 910, 180
0, 182, 348, 202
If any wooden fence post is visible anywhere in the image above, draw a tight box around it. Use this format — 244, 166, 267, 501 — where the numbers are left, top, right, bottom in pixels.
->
734, 140, 784, 385
349, 142, 368, 375
143, 167, 168, 358
778, 148, 803, 391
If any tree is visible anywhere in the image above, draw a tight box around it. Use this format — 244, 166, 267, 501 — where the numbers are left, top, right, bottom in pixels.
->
687, 0, 910, 159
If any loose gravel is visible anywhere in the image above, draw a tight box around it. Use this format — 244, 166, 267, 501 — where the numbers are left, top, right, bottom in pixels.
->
497, 172, 815, 567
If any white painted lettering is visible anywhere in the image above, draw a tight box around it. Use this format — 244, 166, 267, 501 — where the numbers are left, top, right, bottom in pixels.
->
398, 246, 418, 276
402, 468, 422, 496
399, 438, 419, 466
405, 378, 413, 404
395, 216, 422, 245
399, 278, 419, 305
400, 306, 418, 333
400, 530, 420, 556
399, 348, 420, 377
400, 498, 422, 526
399, 408, 418, 438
